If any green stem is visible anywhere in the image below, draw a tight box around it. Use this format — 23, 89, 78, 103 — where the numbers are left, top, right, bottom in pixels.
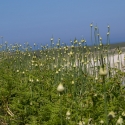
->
103, 76, 108, 125
60, 95, 63, 125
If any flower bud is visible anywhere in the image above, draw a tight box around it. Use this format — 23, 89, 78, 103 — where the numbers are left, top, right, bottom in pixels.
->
66, 110, 71, 116
116, 116, 123, 125
99, 67, 107, 76
57, 83, 64, 92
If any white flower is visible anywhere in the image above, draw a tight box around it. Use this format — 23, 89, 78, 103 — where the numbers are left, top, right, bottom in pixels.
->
116, 60, 120, 63
122, 111, 125, 117
107, 32, 110, 35
63, 58, 66, 61
66, 116, 70, 120
88, 118, 92, 124
50, 37, 53, 41
99, 67, 107, 76
31, 60, 34, 63
53, 65, 56, 69
100, 43, 102, 46
94, 93, 97, 97
81, 39, 85, 43
66, 110, 71, 116
36, 79, 39, 82
95, 77, 98, 80
68, 51, 73, 56
71, 45, 74, 48
73, 63, 76, 68
90, 23, 93, 27
71, 81, 74, 84
57, 83, 64, 92
119, 51, 122, 54
100, 37, 102, 40
100, 120, 104, 124
94, 59, 97, 62
17, 70, 19, 73
78, 121, 85, 125
95, 26, 98, 29
53, 57, 55, 60
40, 63, 43, 66
108, 111, 115, 119
84, 46, 86, 48
35, 64, 38, 67
116, 116, 123, 125
81, 59, 84, 63
29, 78, 33, 82
74, 40, 78, 44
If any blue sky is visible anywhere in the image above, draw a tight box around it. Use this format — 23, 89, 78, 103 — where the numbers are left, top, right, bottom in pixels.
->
0, 0, 125, 46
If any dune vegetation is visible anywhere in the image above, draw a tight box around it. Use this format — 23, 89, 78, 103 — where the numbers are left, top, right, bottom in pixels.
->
0, 24, 125, 125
